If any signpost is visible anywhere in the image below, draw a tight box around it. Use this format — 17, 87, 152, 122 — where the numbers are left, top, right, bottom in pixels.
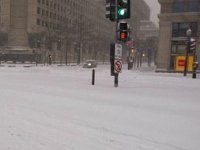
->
110, 43, 122, 87
114, 43, 122, 74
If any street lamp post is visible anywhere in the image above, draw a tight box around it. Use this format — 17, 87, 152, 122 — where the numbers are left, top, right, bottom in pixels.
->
36, 39, 41, 66
65, 41, 68, 66
183, 28, 192, 76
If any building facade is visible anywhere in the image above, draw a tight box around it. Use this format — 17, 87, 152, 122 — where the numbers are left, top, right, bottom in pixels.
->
139, 20, 158, 41
138, 20, 159, 66
0, 0, 114, 63
129, 0, 150, 42
157, 0, 200, 71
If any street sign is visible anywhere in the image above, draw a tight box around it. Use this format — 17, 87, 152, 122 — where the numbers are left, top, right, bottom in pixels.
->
114, 43, 122, 73
115, 43, 122, 59
175, 55, 194, 71
114, 59, 122, 73
125, 40, 134, 46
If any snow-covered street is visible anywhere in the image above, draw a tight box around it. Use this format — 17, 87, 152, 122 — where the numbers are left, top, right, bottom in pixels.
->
0, 65, 200, 150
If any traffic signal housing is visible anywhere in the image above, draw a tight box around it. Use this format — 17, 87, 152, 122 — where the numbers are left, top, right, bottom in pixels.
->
118, 22, 130, 42
189, 38, 197, 53
117, 0, 130, 20
106, 0, 116, 22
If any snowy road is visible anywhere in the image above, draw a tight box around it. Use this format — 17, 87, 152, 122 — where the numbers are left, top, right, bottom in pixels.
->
0, 65, 200, 150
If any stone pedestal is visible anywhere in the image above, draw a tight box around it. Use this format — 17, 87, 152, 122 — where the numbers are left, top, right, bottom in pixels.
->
6, 0, 31, 54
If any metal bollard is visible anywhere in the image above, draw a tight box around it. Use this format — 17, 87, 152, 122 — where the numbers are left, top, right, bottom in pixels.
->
192, 62, 198, 79
92, 69, 95, 85
114, 73, 118, 87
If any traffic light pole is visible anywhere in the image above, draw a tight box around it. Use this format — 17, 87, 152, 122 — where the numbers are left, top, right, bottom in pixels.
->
108, 0, 131, 87
114, 0, 119, 87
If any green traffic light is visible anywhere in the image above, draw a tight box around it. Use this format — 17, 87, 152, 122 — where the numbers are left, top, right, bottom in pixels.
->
117, 0, 130, 19
118, 8, 126, 16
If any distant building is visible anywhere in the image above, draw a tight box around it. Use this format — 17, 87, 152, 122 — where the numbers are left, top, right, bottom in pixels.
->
129, 0, 150, 41
157, 0, 200, 72
139, 20, 158, 40
138, 20, 159, 65
0, 0, 114, 63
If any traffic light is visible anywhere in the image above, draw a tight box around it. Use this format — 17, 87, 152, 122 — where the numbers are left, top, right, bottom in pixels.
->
189, 38, 197, 53
106, 0, 116, 22
118, 22, 130, 42
131, 47, 136, 54
117, 0, 130, 20
120, 31, 127, 41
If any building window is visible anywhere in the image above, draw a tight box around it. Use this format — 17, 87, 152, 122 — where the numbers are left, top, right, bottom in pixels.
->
171, 44, 187, 54
170, 41, 188, 69
50, 1, 53, 8
37, 18, 41, 25
54, 3, 57, 10
50, 12, 53, 18
45, 21, 49, 27
46, 10, 49, 17
37, 7, 41, 14
189, 1, 199, 12
173, 1, 200, 13
173, 2, 185, 13
42, 9, 45, 16
172, 22, 198, 37
46, 0, 49, 6
42, 21, 45, 26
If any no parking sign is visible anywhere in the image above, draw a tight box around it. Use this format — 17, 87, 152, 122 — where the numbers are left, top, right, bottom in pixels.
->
114, 59, 122, 73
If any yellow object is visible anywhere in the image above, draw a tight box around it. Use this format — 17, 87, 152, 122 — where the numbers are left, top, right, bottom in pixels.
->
175, 55, 194, 71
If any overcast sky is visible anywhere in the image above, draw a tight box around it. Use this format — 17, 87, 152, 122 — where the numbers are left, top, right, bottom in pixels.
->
144, 0, 160, 26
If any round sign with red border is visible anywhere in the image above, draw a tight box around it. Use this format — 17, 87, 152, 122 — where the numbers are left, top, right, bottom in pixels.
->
114, 60, 122, 73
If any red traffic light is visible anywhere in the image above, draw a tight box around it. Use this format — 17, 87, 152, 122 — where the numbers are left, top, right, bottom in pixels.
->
120, 32, 127, 40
